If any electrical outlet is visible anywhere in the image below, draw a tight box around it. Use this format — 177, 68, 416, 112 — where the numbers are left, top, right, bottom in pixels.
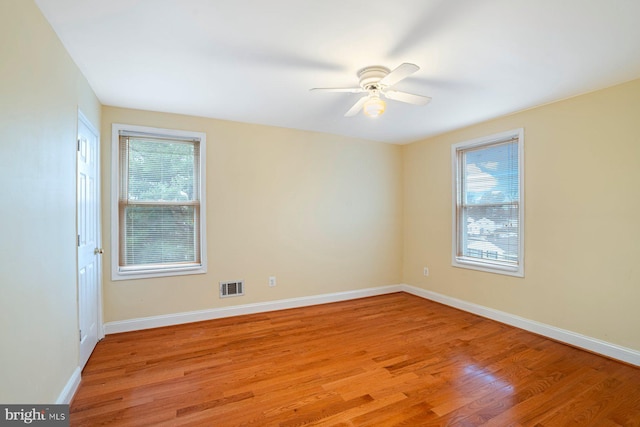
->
423, 267, 429, 276
269, 276, 277, 287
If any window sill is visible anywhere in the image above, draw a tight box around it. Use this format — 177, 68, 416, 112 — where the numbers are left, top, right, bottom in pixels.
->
112, 264, 207, 281
453, 257, 524, 278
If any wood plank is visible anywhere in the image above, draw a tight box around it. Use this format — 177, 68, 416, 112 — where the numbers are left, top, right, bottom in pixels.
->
70, 293, 640, 426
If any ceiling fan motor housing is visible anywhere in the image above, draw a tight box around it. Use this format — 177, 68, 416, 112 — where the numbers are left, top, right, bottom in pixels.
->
357, 66, 390, 90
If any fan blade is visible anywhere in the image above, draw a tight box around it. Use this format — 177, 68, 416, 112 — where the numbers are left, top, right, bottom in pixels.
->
379, 63, 420, 87
383, 90, 431, 105
344, 96, 369, 117
310, 87, 364, 93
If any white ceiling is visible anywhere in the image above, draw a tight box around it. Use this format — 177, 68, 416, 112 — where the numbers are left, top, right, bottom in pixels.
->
36, 0, 640, 144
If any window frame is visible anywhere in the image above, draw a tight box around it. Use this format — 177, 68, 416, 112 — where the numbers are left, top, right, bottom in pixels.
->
111, 123, 207, 281
451, 128, 524, 277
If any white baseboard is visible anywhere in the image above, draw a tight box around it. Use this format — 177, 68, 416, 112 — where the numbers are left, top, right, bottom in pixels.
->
401, 284, 640, 367
102, 283, 640, 367
104, 285, 403, 335
56, 366, 81, 404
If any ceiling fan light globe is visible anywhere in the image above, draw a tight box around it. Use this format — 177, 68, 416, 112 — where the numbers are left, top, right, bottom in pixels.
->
363, 97, 386, 118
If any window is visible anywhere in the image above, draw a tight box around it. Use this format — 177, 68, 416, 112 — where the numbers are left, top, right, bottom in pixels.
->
111, 124, 206, 280
452, 129, 524, 277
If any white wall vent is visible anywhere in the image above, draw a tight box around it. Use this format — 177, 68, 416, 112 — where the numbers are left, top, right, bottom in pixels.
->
220, 280, 244, 298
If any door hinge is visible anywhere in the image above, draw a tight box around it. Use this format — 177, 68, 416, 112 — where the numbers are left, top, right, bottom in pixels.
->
79, 330, 82, 342
77, 138, 81, 151
77, 234, 81, 247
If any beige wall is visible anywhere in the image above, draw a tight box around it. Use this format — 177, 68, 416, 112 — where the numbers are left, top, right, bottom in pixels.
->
0, 1, 101, 403
403, 78, 640, 351
101, 107, 403, 322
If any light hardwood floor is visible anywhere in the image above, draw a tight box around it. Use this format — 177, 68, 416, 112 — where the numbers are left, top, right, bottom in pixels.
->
70, 293, 640, 426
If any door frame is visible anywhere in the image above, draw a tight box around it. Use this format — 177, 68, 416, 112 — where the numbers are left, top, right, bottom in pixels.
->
77, 109, 104, 349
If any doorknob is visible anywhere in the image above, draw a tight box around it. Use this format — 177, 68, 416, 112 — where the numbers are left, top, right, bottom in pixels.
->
94, 248, 104, 255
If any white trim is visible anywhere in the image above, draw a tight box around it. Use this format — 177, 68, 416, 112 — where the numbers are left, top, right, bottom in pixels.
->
451, 128, 525, 277
56, 367, 81, 404
110, 123, 207, 281
104, 285, 402, 334
401, 284, 640, 367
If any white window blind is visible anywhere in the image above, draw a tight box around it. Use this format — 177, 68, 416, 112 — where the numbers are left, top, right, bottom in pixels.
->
452, 129, 524, 276
113, 125, 206, 279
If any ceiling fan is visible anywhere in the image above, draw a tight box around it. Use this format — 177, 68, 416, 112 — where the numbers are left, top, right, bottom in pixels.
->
310, 63, 431, 118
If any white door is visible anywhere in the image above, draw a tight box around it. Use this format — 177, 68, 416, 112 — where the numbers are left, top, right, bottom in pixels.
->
77, 112, 101, 369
